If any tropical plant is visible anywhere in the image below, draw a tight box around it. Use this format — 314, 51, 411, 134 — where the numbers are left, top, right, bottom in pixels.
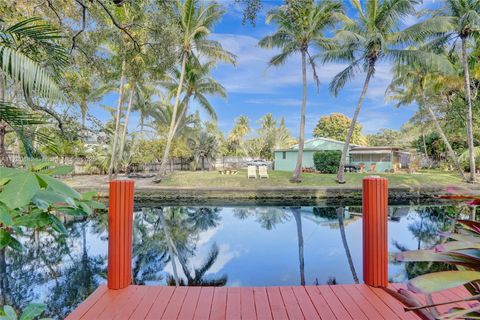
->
190, 130, 219, 171
154, 0, 236, 181
0, 161, 104, 250
226, 116, 250, 157
408, 0, 480, 182
259, 0, 343, 182
395, 191, 480, 319
387, 58, 465, 179
0, 302, 48, 320
0, 17, 68, 166
257, 114, 296, 160
325, 0, 452, 183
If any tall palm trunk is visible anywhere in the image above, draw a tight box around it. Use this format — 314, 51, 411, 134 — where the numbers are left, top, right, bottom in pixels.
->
337, 207, 359, 283
114, 82, 135, 179
172, 97, 191, 137
0, 76, 11, 167
108, 60, 126, 181
80, 101, 87, 129
421, 89, 465, 180
290, 50, 307, 183
154, 54, 188, 182
336, 65, 374, 183
461, 37, 476, 182
292, 208, 305, 285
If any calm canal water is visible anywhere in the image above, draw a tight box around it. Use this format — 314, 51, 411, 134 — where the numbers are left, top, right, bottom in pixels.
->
1, 201, 469, 318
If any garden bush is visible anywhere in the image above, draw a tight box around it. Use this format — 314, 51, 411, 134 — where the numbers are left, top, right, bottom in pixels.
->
313, 150, 341, 173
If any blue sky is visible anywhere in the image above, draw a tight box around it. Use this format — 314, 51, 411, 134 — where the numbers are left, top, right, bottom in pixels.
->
89, 0, 441, 139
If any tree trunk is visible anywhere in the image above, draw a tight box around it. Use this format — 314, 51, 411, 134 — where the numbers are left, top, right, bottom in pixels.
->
0, 122, 12, 167
0, 248, 8, 305
154, 54, 188, 182
336, 65, 374, 183
172, 98, 191, 138
419, 107, 430, 168
114, 82, 135, 179
421, 89, 466, 181
290, 50, 307, 183
461, 37, 476, 182
108, 60, 126, 181
80, 100, 87, 129
0, 75, 11, 167
337, 207, 359, 284
292, 208, 305, 285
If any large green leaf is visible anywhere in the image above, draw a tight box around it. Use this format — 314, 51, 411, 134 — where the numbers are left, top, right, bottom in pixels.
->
0, 172, 39, 209
0, 202, 12, 226
408, 271, 480, 294
35, 173, 80, 199
2, 305, 17, 320
19, 303, 46, 320
32, 190, 74, 207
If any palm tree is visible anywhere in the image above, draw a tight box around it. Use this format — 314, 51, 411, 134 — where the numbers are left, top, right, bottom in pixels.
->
154, 0, 235, 181
407, 0, 480, 182
227, 116, 250, 156
162, 57, 226, 139
190, 130, 220, 171
259, 0, 343, 183
0, 18, 67, 166
387, 60, 466, 180
326, 0, 453, 183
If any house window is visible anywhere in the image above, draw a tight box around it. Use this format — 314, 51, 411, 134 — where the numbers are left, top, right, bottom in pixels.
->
282, 152, 286, 159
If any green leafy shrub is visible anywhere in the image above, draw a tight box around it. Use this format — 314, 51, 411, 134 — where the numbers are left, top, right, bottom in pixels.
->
0, 161, 105, 251
313, 150, 341, 173
0, 303, 49, 320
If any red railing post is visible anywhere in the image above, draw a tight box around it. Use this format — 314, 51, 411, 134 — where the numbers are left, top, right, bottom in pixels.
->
107, 180, 134, 290
362, 176, 388, 288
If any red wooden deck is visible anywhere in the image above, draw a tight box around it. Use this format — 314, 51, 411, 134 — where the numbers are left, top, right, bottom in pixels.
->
65, 283, 471, 320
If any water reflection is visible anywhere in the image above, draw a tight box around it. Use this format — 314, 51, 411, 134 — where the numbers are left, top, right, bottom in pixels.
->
0, 203, 468, 318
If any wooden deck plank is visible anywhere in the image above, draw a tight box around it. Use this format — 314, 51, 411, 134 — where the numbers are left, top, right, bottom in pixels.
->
316, 285, 353, 320
304, 286, 337, 320
144, 286, 176, 319
113, 286, 150, 320
279, 286, 305, 320
291, 286, 320, 320
226, 287, 242, 320
266, 287, 288, 320
253, 287, 273, 320
210, 287, 228, 320
161, 287, 189, 320
368, 286, 421, 320
128, 286, 164, 319
177, 287, 202, 320
97, 286, 139, 319
352, 284, 401, 320
67, 283, 471, 320
240, 287, 257, 320
80, 288, 124, 319
330, 285, 368, 320
192, 287, 214, 320
65, 284, 108, 320
340, 284, 388, 320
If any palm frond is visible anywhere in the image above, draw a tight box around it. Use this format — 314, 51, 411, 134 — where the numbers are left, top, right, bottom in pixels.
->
329, 58, 362, 96
0, 46, 63, 101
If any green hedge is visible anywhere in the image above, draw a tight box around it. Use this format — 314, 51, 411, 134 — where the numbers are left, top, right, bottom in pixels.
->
313, 150, 341, 173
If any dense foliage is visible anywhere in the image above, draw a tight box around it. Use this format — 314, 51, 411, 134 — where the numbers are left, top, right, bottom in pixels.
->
313, 150, 341, 173
313, 113, 366, 145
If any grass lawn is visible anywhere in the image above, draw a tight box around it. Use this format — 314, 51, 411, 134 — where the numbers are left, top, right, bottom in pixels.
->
160, 169, 465, 189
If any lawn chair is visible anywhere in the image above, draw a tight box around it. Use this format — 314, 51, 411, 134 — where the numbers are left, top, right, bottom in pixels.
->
247, 166, 257, 179
259, 166, 269, 179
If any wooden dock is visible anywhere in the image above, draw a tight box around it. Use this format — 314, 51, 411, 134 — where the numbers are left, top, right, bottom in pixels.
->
65, 283, 471, 319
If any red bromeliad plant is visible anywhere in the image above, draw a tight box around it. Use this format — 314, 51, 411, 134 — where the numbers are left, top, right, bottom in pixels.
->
395, 187, 480, 319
